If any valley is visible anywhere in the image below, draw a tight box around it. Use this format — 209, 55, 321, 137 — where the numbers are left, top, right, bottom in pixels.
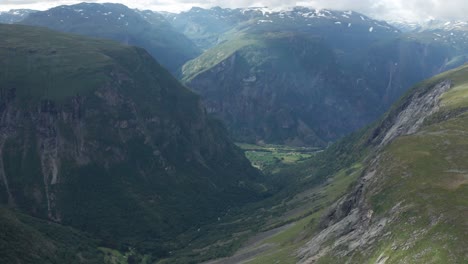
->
0, 2, 467, 264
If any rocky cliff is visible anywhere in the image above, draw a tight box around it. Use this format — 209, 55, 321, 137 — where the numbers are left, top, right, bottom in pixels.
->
297, 65, 468, 263
182, 30, 461, 146
0, 24, 264, 258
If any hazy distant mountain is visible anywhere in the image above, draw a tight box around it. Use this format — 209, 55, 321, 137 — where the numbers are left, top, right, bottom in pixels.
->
179, 7, 465, 146
388, 20, 423, 32
0, 9, 36, 24
164, 6, 399, 50
390, 19, 468, 47
20, 3, 201, 74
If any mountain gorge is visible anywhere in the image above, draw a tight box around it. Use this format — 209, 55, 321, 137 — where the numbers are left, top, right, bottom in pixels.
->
175, 7, 468, 146
202, 59, 468, 264
1, 3, 467, 264
0, 24, 265, 261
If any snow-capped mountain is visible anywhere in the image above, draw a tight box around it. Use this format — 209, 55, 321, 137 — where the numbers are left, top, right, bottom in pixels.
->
0, 9, 36, 24
388, 20, 423, 32
163, 6, 400, 50
19, 3, 200, 73
390, 18, 468, 33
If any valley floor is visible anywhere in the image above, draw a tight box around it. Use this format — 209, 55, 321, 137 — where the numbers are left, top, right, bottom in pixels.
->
155, 143, 361, 264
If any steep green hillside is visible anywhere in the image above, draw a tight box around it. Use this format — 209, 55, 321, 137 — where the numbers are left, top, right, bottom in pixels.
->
20, 3, 200, 74
295, 65, 468, 264
0, 24, 264, 261
0, 206, 103, 263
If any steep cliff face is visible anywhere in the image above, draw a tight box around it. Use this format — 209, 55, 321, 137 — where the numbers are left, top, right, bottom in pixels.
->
297, 65, 468, 263
182, 31, 460, 146
182, 33, 381, 146
0, 24, 263, 256
178, 7, 467, 147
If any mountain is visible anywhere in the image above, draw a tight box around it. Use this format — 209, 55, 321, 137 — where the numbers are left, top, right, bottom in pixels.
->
164, 6, 400, 50
179, 7, 466, 146
182, 31, 378, 146
390, 19, 468, 52
297, 61, 468, 264
0, 9, 36, 24
0, 24, 264, 260
0, 206, 103, 263
20, 3, 200, 74
202, 57, 468, 264
163, 6, 265, 50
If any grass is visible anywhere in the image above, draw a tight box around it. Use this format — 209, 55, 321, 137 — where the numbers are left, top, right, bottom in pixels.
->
300, 64, 468, 264
439, 64, 468, 109
0, 24, 127, 103
315, 81, 468, 263
100, 247, 152, 264
0, 207, 103, 263
240, 163, 363, 263
156, 145, 364, 264
236, 143, 321, 173
181, 33, 261, 82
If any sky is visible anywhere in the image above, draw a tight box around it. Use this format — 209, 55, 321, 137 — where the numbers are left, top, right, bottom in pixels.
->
1, 0, 468, 22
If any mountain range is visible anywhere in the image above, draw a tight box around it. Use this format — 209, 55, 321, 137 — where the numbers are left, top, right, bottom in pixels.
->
173, 7, 468, 146
18, 3, 200, 74
0, 9, 36, 24
0, 3, 467, 264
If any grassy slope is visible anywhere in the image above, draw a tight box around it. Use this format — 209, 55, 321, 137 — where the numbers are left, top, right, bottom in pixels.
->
158, 129, 368, 263
0, 207, 103, 263
155, 163, 363, 264
181, 32, 260, 82
309, 65, 468, 263
0, 24, 125, 102
245, 164, 363, 264
1, 24, 265, 261
20, 3, 200, 74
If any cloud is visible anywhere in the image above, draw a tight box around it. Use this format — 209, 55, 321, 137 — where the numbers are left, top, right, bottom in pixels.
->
1, 0, 468, 21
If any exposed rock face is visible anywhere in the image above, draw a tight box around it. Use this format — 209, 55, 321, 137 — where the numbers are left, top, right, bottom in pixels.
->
182, 23, 459, 147
297, 78, 464, 263
297, 162, 399, 263
373, 80, 452, 147
184, 34, 375, 146
0, 24, 263, 254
